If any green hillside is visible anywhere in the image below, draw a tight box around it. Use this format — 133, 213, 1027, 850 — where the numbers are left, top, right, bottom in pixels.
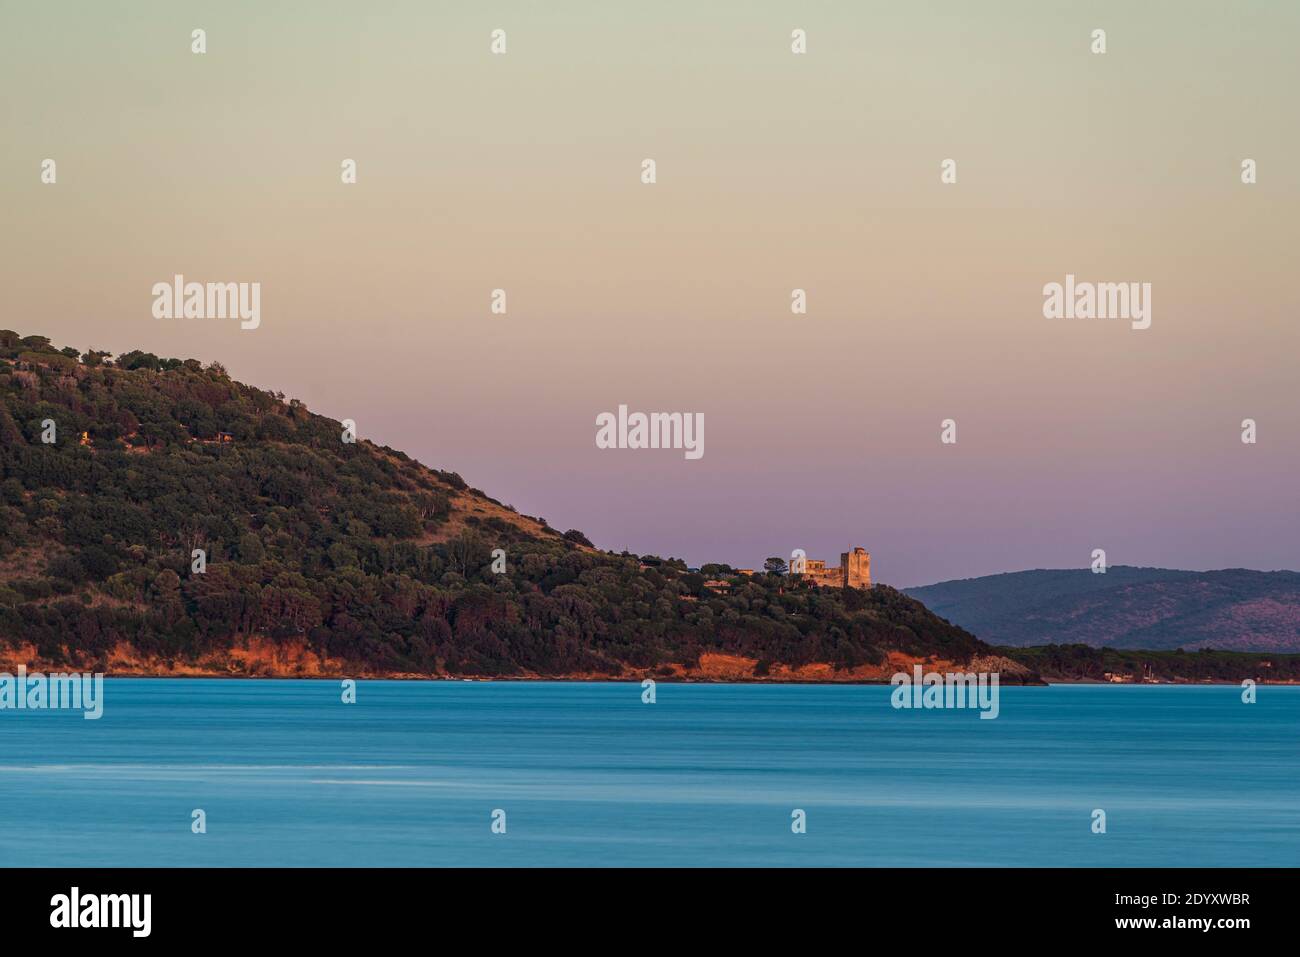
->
0, 330, 988, 679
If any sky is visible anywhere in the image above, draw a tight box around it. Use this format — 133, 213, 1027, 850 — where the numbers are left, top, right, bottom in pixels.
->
2, 1, 1297, 586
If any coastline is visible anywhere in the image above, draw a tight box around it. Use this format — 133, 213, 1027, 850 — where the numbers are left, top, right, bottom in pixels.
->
1, 641, 1047, 684
74, 675, 1300, 686
6, 640, 1295, 684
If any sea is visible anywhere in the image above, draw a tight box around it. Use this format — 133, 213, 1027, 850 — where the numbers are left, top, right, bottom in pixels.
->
1, 680, 1296, 867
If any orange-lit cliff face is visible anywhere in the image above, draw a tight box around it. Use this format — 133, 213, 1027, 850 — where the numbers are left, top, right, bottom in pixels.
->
0, 641, 1039, 684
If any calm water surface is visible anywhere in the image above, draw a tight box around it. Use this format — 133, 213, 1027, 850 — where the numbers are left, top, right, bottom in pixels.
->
1, 680, 1296, 866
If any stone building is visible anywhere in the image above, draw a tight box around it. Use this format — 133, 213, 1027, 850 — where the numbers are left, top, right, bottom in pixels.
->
792, 547, 871, 589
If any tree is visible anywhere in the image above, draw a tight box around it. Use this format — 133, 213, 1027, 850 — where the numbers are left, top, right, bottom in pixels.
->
763, 557, 788, 576
117, 350, 162, 371
447, 530, 487, 576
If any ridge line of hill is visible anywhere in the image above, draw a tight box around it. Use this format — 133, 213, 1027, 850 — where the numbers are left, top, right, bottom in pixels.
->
4, 330, 1299, 684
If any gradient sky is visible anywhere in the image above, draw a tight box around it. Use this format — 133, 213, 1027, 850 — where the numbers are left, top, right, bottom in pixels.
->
3, 1, 1297, 586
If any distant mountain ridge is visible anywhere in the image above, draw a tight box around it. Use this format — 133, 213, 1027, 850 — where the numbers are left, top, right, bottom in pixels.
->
905, 566, 1300, 652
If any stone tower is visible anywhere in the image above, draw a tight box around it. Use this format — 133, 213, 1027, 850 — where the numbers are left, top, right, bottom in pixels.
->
840, 547, 871, 588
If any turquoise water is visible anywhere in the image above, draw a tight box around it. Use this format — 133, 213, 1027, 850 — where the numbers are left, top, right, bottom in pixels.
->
1, 680, 1296, 866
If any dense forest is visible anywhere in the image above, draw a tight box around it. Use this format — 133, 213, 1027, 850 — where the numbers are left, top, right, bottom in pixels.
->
0, 330, 991, 679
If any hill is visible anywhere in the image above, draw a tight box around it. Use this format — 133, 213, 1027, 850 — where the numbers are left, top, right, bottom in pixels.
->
905, 566, 1300, 652
0, 330, 998, 681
